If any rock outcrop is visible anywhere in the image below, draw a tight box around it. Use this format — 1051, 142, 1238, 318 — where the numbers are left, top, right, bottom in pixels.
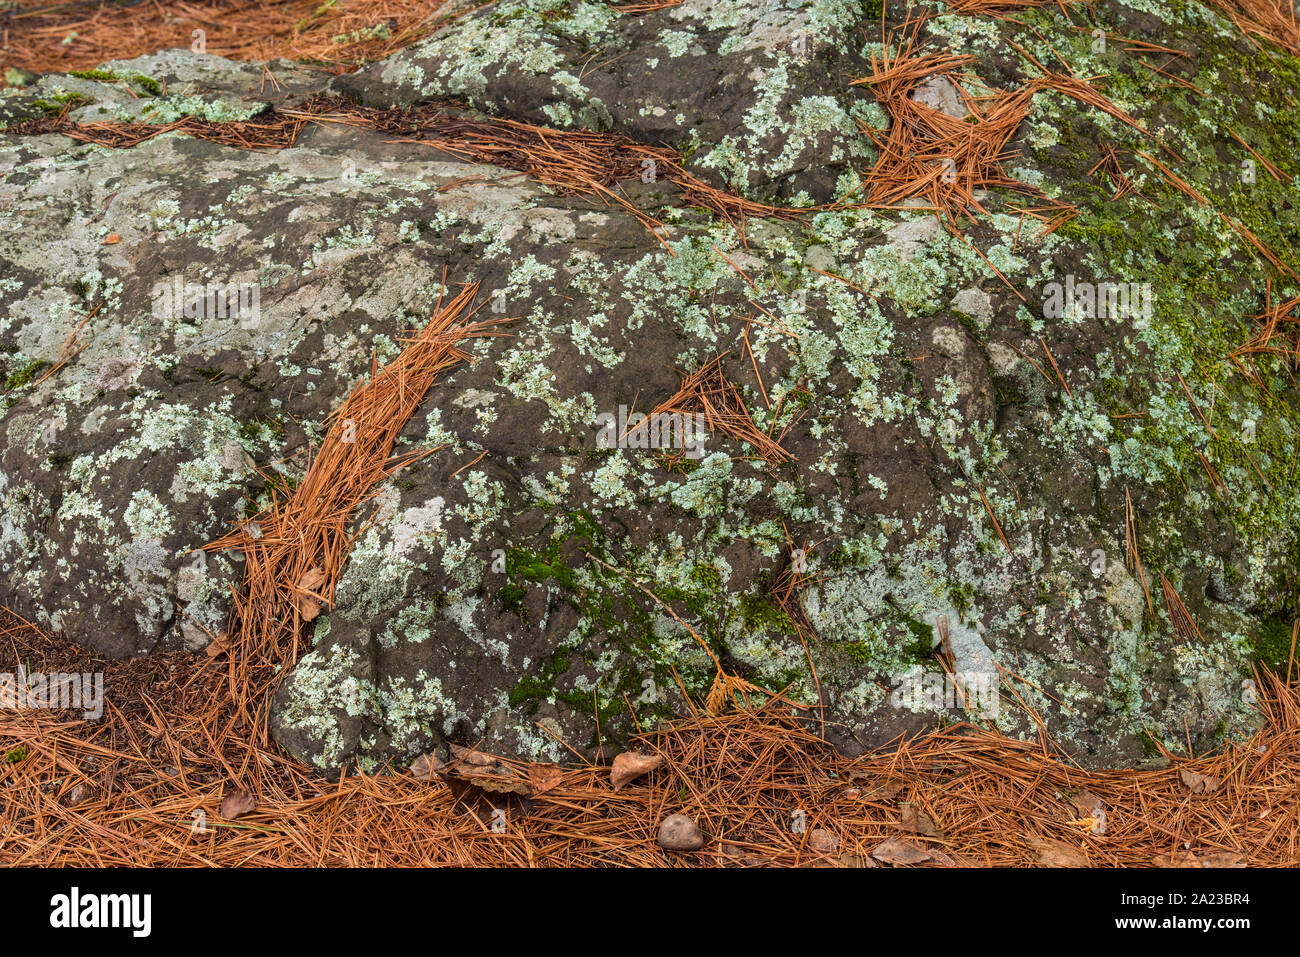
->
2, 0, 1297, 772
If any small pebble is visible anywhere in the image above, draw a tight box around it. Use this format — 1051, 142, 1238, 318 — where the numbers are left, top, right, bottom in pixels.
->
657, 813, 704, 852
809, 828, 840, 853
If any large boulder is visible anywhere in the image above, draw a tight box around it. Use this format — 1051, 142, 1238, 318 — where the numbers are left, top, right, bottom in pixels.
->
333, 0, 876, 203
1, 1, 1297, 772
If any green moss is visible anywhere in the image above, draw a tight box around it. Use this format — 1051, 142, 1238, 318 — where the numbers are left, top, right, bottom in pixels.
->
1136, 728, 1161, 758
67, 69, 161, 95
735, 592, 795, 636
689, 561, 722, 591
32, 91, 88, 113
844, 640, 873, 664
947, 581, 975, 617
902, 616, 935, 662
238, 415, 287, 444
497, 581, 528, 620
1253, 614, 1299, 674
1054, 214, 1126, 246
506, 539, 578, 590
508, 652, 570, 707
5, 359, 47, 392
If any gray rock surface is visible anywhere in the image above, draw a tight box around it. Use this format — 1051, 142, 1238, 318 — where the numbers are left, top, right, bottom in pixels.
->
2, 0, 1297, 774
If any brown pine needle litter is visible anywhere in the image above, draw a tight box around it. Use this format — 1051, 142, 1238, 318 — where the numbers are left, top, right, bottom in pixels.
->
1159, 572, 1208, 645
9, 93, 806, 241
633, 353, 793, 465
203, 284, 505, 725
945, 0, 1081, 16
6, 604, 1300, 867
15, 106, 316, 151
1207, 0, 1300, 56
0, 0, 474, 76
851, 14, 1146, 238
1231, 284, 1300, 372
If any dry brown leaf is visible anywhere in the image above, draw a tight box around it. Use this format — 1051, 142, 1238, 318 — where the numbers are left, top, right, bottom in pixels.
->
294, 567, 328, 621
204, 631, 233, 659
900, 803, 944, 837
219, 790, 256, 820
1179, 768, 1221, 794
1068, 789, 1107, 834
719, 844, 767, 866
449, 744, 496, 767
459, 769, 531, 795
844, 773, 906, 801
1070, 790, 1104, 816
65, 783, 92, 807
433, 746, 533, 794
838, 852, 878, 868
1029, 837, 1089, 867
808, 828, 840, 854
1154, 849, 1246, 868
410, 753, 443, 781
1153, 850, 1200, 868
610, 751, 665, 791
446, 747, 530, 793
102, 234, 120, 245
528, 763, 564, 796
870, 838, 933, 865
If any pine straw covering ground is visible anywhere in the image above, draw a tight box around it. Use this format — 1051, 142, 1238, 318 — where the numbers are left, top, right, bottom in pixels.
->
3, 601, 1300, 866
0, 0, 687, 77
1, 0, 471, 77
4, 0, 1300, 869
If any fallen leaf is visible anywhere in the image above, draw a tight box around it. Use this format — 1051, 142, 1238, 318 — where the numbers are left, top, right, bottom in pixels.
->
845, 773, 905, 801
444, 745, 531, 794
719, 844, 753, 866
410, 753, 444, 781
102, 234, 120, 245
450, 744, 496, 767
808, 828, 840, 854
900, 803, 944, 837
294, 567, 329, 621
219, 791, 256, 820
719, 844, 771, 866
1154, 849, 1245, 868
870, 838, 932, 865
528, 763, 564, 796
1179, 768, 1221, 795
1067, 790, 1107, 834
205, 631, 232, 659
610, 751, 665, 791
459, 768, 531, 795
1198, 850, 1247, 868
837, 852, 878, 868
66, 783, 92, 807
1029, 837, 1090, 867
1070, 789, 1104, 816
